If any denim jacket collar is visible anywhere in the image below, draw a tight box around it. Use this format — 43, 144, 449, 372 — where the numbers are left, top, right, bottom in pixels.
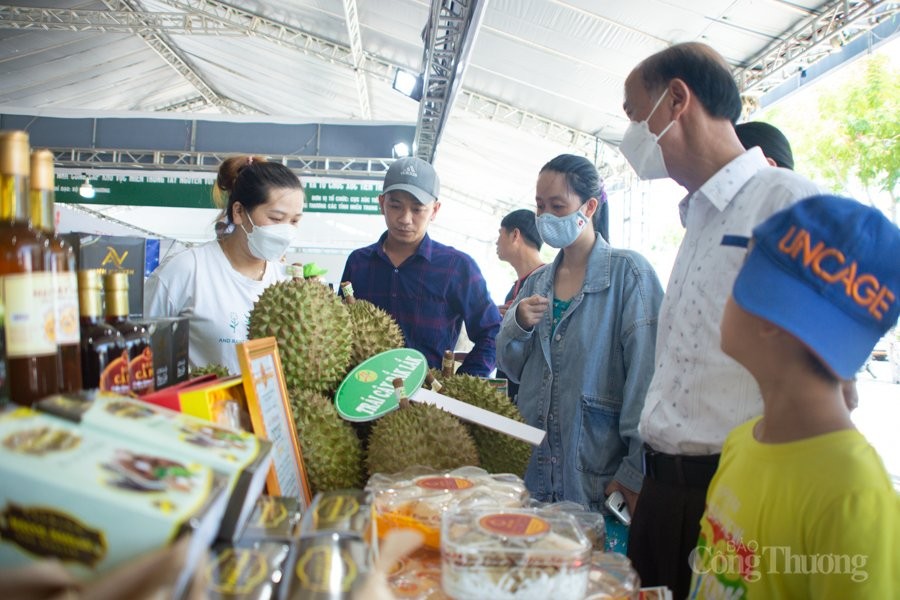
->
536, 234, 613, 297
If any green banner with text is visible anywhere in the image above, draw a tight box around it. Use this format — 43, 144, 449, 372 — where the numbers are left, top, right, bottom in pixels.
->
53, 171, 382, 215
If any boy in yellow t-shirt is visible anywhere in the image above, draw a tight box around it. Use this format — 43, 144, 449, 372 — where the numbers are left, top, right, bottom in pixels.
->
688, 194, 899, 599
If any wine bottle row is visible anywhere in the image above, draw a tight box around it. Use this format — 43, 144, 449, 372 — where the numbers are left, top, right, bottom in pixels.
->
0, 130, 154, 407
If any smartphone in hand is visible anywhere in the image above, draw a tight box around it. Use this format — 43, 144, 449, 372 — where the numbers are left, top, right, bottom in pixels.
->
605, 490, 632, 526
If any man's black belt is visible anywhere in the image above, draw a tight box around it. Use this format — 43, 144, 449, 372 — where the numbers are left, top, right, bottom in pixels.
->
643, 444, 720, 488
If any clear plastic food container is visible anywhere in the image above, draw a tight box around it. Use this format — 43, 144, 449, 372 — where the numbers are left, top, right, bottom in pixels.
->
368, 466, 528, 549
441, 508, 591, 599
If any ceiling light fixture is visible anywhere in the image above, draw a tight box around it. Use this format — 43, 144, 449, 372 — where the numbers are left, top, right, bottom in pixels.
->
78, 174, 95, 199
392, 69, 424, 102
392, 142, 411, 158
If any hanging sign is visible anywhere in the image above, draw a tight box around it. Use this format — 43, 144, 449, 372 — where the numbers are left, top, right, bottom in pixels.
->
333, 349, 428, 422
53, 169, 383, 214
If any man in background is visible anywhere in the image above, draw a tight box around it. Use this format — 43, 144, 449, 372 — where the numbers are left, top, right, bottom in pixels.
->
735, 120, 794, 169
495, 208, 545, 401
340, 157, 501, 376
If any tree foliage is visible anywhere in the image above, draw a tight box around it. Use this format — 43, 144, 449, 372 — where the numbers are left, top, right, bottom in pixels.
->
765, 53, 899, 221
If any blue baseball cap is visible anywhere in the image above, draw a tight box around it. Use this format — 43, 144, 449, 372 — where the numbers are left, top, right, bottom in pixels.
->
724, 195, 900, 379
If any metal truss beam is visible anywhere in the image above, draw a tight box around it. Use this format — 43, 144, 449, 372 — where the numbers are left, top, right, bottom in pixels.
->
0, 2, 399, 84
49, 148, 393, 178
736, 0, 891, 94
415, 0, 488, 163
98, 0, 254, 114
441, 184, 520, 220
0, 2, 605, 157
158, 95, 212, 112
341, 0, 371, 119
0, 5, 224, 33
159, 0, 400, 84
1, 2, 618, 170
457, 90, 605, 154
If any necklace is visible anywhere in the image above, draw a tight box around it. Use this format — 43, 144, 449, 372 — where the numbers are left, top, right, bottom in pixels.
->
220, 240, 265, 280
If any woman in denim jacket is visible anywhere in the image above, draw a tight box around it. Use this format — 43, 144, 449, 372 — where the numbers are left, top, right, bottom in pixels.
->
497, 154, 663, 523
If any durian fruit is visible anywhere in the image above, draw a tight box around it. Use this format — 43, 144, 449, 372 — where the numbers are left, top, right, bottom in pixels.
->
289, 389, 364, 494
249, 279, 353, 394
438, 374, 532, 477
366, 402, 479, 476
190, 363, 231, 379
340, 282, 404, 365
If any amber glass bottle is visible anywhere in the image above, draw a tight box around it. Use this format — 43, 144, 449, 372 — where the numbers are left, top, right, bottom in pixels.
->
78, 269, 129, 394
0, 297, 8, 406
0, 130, 58, 405
103, 272, 154, 396
31, 149, 82, 393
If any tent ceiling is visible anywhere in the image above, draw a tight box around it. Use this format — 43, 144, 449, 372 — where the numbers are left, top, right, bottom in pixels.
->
0, 0, 894, 242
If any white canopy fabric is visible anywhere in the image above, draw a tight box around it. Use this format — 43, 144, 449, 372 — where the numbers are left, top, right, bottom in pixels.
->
1, 0, 893, 300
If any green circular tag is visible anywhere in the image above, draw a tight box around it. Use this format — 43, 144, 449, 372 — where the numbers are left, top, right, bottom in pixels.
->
333, 349, 428, 422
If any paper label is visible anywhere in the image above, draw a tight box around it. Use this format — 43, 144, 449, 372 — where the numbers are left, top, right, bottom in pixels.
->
0, 503, 107, 567
2, 272, 57, 357
415, 476, 473, 491
100, 350, 131, 395
128, 346, 155, 396
478, 513, 550, 539
54, 271, 80, 345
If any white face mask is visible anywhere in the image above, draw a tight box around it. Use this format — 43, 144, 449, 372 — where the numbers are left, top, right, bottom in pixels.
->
241, 213, 297, 262
536, 209, 589, 249
619, 89, 676, 180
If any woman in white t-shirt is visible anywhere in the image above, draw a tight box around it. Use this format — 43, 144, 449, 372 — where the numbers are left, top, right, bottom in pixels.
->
144, 155, 304, 374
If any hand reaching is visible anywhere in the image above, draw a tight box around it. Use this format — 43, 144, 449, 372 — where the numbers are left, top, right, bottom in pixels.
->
515, 294, 550, 330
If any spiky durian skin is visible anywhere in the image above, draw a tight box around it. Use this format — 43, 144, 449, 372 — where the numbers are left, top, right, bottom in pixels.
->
365, 403, 480, 476
248, 279, 352, 394
438, 374, 532, 477
289, 389, 364, 494
347, 299, 404, 365
190, 363, 231, 379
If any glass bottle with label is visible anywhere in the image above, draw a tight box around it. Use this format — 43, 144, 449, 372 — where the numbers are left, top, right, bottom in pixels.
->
0, 297, 8, 406
30, 149, 82, 393
78, 269, 129, 394
103, 272, 155, 396
0, 130, 58, 405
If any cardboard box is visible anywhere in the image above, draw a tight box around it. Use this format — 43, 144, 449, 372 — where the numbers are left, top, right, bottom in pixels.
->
0, 406, 229, 594
35, 391, 272, 541
142, 375, 251, 432
62, 233, 147, 318
138, 316, 190, 390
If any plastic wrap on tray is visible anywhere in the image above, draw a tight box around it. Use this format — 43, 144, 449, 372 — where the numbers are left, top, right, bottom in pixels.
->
387, 547, 451, 599
288, 531, 370, 600
367, 466, 528, 549
440, 507, 591, 600
204, 540, 295, 600
239, 496, 303, 543
533, 500, 606, 553
299, 489, 371, 540
584, 552, 641, 599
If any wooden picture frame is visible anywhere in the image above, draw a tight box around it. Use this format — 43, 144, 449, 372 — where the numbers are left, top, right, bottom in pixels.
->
237, 336, 312, 507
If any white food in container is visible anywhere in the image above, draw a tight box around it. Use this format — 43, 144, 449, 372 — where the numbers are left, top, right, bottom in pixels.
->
441, 508, 591, 599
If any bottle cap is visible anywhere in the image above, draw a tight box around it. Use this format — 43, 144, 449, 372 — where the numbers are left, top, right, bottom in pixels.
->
30, 149, 54, 191
103, 271, 129, 291
77, 269, 104, 290
0, 130, 30, 176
